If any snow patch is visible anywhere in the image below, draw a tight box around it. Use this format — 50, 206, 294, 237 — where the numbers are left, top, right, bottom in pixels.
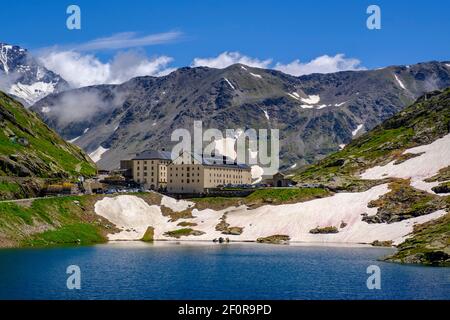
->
262, 108, 270, 120
250, 72, 262, 79
224, 78, 235, 90
352, 124, 363, 136
339, 144, 346, 150
41, 107, 50, 113
287, 93, 301, 101
334, 101, 348, 107
394, 74, 406, 90
251, 165, 264, 184
301, 95, 320, 104
68, 136, 81, 143
89, 146, 109, 163
161, 196, 194, 212
214, 137, 238, 160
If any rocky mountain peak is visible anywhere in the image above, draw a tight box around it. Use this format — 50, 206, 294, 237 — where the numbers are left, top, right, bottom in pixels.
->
0, 42, 69, 106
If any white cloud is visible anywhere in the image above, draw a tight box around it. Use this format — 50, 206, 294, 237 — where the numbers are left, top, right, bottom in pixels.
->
68, 31, 182, 51
274, 54, 365, 76
192, 51, 272, 69
39, 50, 174, 88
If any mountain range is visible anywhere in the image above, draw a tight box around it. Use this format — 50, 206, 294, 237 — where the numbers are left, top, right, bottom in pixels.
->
31, 60, 450, 173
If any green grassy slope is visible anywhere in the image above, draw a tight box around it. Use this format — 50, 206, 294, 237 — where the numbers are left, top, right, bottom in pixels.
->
0, 91, 96, 199
0, 196, 109, 247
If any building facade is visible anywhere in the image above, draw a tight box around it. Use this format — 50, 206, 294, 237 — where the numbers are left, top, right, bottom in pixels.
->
132, 151, 172, 190
128, 150, 252, 193
167, 151, 252, 194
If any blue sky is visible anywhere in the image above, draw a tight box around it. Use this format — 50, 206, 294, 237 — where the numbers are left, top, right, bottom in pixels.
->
2, 0, 449, 86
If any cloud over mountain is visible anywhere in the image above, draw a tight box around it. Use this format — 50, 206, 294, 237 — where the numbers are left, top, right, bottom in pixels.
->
274, 54, 366, 76
192, 51, 272, 69
39, 49, 174, 88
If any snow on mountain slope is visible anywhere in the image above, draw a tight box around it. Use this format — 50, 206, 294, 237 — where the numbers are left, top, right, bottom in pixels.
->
89, 146, 109, 163
361, 133, 450, 193
0, 43, 68, 105
9, 81, 57, 105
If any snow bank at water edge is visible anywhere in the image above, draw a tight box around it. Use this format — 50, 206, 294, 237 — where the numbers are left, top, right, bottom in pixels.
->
361, 133, 450, 194
94, 185, 445, 244
95, 196, 172, 240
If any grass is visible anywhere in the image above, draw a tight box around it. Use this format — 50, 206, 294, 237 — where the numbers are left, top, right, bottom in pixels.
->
23, 223, 104, 247
0, 92, 97, 179
0, 195, 107, 247
192, 187, 332, 210
245, 188, 331, 204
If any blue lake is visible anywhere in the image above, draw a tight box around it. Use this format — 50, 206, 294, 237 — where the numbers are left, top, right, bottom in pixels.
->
0, 242, 449, 300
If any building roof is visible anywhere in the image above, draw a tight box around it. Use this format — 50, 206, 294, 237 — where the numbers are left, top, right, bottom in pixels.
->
172, 151, 251, 170
132, 150, 172, 161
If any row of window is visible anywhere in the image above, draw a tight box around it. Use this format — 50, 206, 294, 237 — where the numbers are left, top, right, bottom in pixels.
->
136, 160, 170, 165
169, 179, 201, 184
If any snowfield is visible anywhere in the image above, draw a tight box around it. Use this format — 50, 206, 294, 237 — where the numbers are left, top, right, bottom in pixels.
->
94, 186, 446, 245
361, 133, 450, 194
89, 146, 109, 163
9, 81, 56, 105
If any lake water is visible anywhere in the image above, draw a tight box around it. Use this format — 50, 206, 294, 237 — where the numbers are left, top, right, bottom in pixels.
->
0, 242, 449, 300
